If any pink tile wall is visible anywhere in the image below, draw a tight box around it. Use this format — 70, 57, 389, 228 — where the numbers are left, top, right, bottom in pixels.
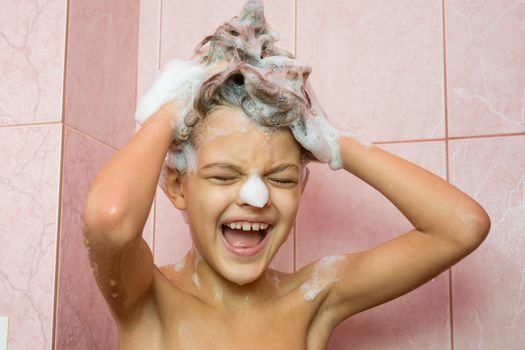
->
0, 0, 65, 349
135, 0, 525, 349
55, 127, 118, 349
64, 0, 139, 149
449, 136, 525, 349
445, 1, 525, 137
1, 0, 139, 348
0, 125, 62, 349
445, 2, 525, 348
297, 0, 445, 143
160, 0, 295, 64
54, 0, 141, 349
0, 0, 66, 125
137, 0, 161, 100
154, 190, 193, 266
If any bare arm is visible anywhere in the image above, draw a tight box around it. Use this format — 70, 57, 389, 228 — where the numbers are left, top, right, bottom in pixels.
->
319, 136, 490, 321
82, 109, 173, 319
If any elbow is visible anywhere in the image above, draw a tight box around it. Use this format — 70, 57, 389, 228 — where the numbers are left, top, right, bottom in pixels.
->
472, 208, 491, 244
81, 198, 135, 247
457, 206, 491, 251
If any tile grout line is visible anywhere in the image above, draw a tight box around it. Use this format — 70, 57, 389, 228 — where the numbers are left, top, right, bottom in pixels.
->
65, 125, 119, 150
51, 0, 71, 348
0, 121, 62, 129
158, 0, 163, 70
449, 132, 525, 140
441, 0, 455, 349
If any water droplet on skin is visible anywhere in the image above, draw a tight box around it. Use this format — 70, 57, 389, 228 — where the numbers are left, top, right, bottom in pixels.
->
109, 279, 116, 286
311, 109, 318, 115
431, 278, 437, 282
111, 292, 118, 298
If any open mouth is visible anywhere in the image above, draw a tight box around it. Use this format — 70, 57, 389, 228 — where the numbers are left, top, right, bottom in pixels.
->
221, 221, 272, 257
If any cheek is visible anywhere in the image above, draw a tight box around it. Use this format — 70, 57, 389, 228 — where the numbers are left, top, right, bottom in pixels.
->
188, 181, 237, 214
270, 187, 301, 217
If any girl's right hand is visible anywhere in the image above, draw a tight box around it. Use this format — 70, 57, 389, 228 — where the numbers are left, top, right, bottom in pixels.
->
135, 56, 228, 135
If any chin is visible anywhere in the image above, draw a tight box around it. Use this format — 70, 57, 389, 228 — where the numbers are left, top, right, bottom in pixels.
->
220, 260, 267, 286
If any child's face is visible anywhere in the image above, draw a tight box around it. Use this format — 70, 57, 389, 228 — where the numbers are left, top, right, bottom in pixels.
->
177, 106, 303, 285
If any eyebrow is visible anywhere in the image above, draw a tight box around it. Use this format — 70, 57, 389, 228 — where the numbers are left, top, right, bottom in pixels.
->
201, 163, 243, 173
266, 163, 300, 175
200, 162, 299, 174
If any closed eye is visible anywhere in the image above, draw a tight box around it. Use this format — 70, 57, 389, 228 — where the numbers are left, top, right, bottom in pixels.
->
268, 178, 297, 187
209, 176, 239, 184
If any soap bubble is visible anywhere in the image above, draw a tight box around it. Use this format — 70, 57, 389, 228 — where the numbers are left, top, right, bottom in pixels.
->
141, 1, 314, 170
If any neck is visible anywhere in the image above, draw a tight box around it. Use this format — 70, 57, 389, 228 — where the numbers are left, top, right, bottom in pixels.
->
182, 246, 278, 310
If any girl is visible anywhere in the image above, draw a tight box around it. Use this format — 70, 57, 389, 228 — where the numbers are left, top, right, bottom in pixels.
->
82, 1, 490, 348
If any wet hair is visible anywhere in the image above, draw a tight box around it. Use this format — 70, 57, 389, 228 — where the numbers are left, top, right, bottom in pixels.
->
171, 0, 313, 149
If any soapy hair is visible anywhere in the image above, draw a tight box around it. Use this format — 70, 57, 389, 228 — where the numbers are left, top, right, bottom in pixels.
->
171, 0, 313, 149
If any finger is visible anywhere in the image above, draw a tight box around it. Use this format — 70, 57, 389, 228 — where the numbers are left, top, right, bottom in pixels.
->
290, 117, 331, 163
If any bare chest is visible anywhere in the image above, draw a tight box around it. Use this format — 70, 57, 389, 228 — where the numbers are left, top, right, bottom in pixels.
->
122, 290, 332, 350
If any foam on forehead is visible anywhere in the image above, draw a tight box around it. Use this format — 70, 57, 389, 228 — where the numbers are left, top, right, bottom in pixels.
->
152, 0, 316, 186
193, 105, 285, 148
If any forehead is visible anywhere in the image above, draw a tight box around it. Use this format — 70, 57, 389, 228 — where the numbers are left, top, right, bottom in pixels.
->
195, 106, 302, 168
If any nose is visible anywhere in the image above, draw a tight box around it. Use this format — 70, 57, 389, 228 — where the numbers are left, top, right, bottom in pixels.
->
238, 173, 269, 208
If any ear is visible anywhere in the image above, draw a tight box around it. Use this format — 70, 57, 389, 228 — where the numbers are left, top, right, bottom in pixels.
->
300, 166, 310, 194
166, 168, 187, 210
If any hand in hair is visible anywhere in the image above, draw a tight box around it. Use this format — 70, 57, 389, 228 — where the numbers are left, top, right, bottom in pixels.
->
135, 58, 228, 142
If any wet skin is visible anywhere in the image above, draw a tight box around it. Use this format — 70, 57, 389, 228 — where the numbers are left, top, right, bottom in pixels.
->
153, 4, 334, 344
119, 251, 339, 349
83, 105, 489, 349
115, 108, 338, 349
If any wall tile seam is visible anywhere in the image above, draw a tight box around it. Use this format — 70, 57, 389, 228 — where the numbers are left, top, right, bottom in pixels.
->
158, 0, 164, 69
63, 125, 120, 151
0, 121, 63, 129
448, 132, 525, 141
372, 132, 525, 146
51, 121, 66, 350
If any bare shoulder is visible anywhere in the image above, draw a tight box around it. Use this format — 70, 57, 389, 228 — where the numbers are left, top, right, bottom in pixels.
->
154, 264, 196, 296
279, 255, 357, 347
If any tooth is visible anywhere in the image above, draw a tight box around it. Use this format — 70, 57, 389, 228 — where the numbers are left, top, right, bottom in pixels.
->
252, 223, 260, 231
242, 223, 251, 231
261, 224, 268, 229
235, 223, 242, 229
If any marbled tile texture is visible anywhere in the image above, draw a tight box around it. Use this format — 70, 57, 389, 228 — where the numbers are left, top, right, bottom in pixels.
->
0, 0, 66, 125
0, 125, 61, 350
1, 0, 523, 349
54, 127, 118, 349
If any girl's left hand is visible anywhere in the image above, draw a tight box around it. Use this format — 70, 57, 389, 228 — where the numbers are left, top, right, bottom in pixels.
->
290, 82, 344, 170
